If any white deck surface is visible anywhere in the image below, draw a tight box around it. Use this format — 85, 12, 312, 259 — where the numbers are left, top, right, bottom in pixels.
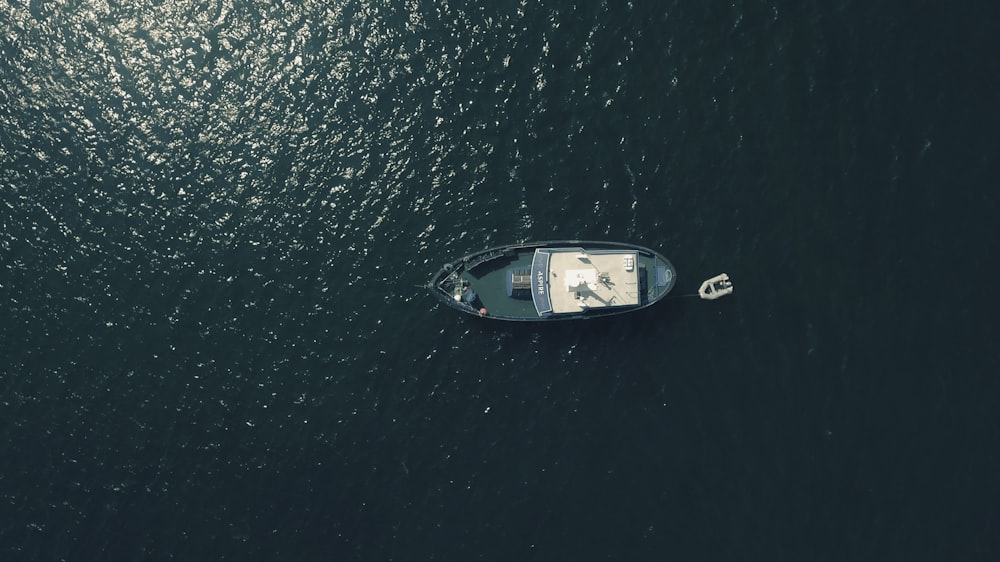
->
547, 250, 639, 313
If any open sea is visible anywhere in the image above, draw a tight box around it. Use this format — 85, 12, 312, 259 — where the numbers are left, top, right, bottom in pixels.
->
2, 1, 999, 560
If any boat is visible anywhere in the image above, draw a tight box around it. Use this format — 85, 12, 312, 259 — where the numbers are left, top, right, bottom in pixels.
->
698, 273, 733, 300
427, 240, 677, 321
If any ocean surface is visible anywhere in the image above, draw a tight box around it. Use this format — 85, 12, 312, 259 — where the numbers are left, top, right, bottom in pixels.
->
2, 0, 999, 560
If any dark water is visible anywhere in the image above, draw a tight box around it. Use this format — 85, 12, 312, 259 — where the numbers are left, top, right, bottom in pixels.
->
2, 0, 998, 560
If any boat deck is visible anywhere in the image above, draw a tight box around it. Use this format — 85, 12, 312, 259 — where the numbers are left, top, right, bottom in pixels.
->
463, 252, 537, 318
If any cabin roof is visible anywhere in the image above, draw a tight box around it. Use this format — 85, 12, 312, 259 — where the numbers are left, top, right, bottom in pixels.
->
531, 248, 640, 315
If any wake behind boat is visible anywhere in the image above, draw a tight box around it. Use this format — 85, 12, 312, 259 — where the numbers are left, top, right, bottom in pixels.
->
427, 241, 677, 321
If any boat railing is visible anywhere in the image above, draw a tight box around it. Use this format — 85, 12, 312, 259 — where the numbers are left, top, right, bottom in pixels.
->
463, 248, 513, 270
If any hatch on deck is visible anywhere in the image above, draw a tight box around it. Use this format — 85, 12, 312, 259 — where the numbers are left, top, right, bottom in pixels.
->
506, 268, 532, 299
